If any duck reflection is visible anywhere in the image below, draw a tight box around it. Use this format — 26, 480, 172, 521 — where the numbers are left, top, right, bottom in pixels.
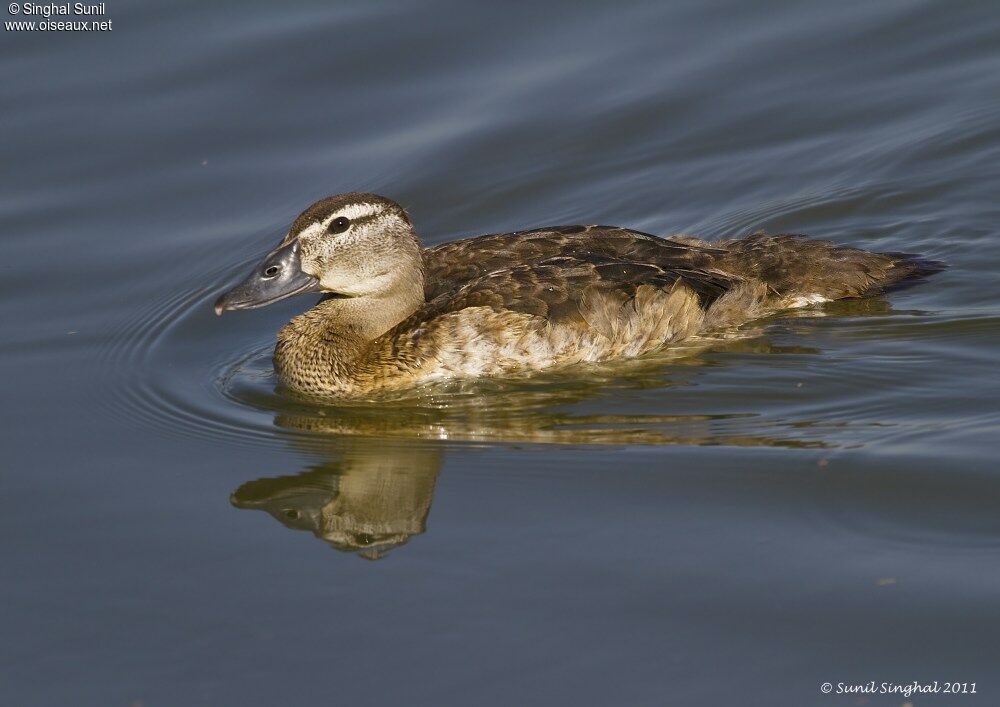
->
232, 444, 440, 560
228, 327, 877, 559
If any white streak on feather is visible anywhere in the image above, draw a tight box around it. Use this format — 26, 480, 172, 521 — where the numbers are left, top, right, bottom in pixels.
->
785, 293, 829, 308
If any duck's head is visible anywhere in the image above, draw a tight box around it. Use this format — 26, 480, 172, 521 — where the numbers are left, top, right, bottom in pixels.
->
214, 192, 421, 315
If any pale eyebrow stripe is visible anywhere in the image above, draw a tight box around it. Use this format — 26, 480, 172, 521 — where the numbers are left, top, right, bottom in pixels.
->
327, 202, 382, 222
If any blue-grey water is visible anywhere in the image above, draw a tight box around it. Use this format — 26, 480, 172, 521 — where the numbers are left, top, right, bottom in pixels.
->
2, 1, 999, 705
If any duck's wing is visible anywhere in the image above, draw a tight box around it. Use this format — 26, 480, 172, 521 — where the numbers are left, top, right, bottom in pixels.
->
374, 255, 745, 375
422, 226, 727, 301
420, 255, 736, 322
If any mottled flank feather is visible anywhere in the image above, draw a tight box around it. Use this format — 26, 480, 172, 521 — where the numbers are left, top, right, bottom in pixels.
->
367, 257, 716, 388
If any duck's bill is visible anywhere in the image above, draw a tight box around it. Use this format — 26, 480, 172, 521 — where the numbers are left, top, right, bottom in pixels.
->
214, 241, 322, 315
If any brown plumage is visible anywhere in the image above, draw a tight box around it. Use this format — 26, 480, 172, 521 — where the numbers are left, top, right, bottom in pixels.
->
215, 193, 941, 398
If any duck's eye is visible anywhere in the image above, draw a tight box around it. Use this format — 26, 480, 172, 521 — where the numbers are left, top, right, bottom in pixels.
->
328, 216, 351, 234
263, 265, 280, 278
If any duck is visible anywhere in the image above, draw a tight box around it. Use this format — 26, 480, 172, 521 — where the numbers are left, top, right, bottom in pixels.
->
214, 192, 940, 398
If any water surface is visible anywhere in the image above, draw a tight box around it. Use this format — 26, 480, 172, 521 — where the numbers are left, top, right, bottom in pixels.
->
3, 0, 999, 704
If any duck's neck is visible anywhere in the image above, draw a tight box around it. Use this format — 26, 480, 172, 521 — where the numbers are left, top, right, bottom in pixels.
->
274, 268, 425, 395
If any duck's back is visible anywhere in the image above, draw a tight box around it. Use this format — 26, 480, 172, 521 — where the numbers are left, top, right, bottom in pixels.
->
422, 226, 724, 301
423, 226, 939, 305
